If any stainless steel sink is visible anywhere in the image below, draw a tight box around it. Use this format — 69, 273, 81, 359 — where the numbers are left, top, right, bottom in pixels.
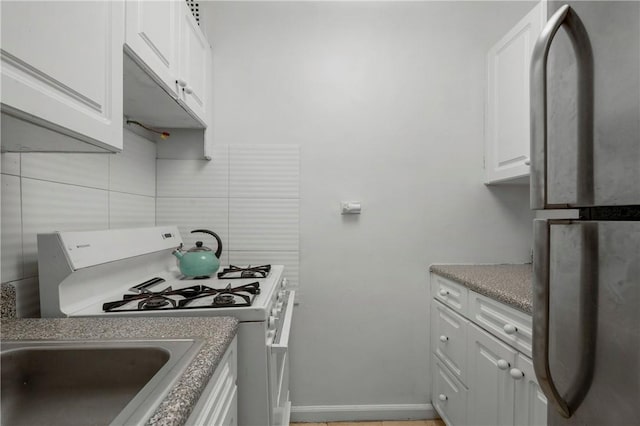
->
1, 339, 204, 426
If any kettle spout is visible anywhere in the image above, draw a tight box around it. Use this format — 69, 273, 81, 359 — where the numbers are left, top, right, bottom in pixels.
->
172, 243, 184, 259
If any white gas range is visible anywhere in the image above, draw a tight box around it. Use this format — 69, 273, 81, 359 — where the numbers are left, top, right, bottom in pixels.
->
37, 226, 294, 426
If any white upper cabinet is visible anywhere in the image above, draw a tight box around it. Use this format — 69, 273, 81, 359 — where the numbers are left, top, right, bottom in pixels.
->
124, 0, 210, 128
484, 1, 546, 184
177, 0, 209, 122
125, 0, 180, 97
0, 1, 124, 152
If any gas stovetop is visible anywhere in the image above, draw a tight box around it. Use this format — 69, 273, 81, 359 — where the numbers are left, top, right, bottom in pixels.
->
36, 226, 286, 322
102, 281, 261, 312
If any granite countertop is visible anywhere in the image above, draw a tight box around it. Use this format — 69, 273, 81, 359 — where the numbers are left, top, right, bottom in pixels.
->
1, 283, 17, 319
430, 264, 533, 313
1, 316, 239, 426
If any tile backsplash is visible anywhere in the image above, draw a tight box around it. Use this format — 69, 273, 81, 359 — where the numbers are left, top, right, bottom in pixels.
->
0, 129, 157, 317
156, 143, 300, 289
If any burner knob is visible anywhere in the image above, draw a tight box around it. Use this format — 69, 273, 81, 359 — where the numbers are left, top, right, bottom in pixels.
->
267, 329, 276, 339
268, 316, 277, 328
271, 308, 279, 317
281, 278, 288, 288
277, 291, 285, 300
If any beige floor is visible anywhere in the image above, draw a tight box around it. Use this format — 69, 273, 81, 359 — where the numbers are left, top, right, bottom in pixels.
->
291, 420, 446, 426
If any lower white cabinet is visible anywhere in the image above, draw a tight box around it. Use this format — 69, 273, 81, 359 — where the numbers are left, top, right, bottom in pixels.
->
467, 323, 517, 426
186, 337, 238, 426
513, 354, 548, 426
430, 273, 547, 426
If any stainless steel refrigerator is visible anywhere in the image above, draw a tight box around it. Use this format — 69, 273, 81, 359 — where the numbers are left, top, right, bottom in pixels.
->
530, 1, 639, 425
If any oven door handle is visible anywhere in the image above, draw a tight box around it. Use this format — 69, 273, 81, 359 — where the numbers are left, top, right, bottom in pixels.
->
272, 291, 295, 353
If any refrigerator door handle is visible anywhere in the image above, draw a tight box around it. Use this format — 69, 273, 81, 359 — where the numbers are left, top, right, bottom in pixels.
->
530, 5, 594, 209
533, 219, 572, 418
533, 219, 598, 419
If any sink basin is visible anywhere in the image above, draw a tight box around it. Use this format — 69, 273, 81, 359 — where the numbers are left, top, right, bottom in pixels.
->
1, 339, 203, 426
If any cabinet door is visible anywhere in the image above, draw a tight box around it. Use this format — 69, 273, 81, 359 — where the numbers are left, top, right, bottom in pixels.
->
178, 1, 209, 124
484, 1, 546, 183
1, 1, 123, 152
467, 323, 517, 426
432, 299, 469, 384
513, 354, 547, 426
125, 0, 180, 97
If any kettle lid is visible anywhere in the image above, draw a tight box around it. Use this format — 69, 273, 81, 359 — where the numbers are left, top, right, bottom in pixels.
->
187, 241, 212, 252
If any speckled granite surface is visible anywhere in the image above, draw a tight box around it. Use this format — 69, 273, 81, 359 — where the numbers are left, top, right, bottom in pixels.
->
1, 283, 16, 319
430, 264, 533, 313
1, 317, 238, 426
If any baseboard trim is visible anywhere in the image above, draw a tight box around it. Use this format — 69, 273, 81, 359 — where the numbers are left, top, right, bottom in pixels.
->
290, 403, 436, 422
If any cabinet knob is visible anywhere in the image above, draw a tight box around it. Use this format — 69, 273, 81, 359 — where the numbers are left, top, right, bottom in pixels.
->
177, 79, 187, 87
438, 394, 448, 401
439, 289, 450, 297
510, 368, 525, 380
497, 359, 510, 370
184, 86, 193, 94
503, 324, 518, 335
524, 158, 531, 166
439, 335, 449, 343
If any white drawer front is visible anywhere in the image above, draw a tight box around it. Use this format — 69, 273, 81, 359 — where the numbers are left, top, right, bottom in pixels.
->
432, 355, 468, 426
432, 273, 469, 315
470, 292, 532, 357
432, 299, 469, 385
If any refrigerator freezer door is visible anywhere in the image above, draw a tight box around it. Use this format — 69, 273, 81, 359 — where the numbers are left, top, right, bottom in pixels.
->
541, 1, 640, 208
534, 220, 640, 425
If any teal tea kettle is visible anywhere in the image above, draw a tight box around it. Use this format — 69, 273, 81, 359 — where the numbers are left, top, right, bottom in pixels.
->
172, 229, 223, 278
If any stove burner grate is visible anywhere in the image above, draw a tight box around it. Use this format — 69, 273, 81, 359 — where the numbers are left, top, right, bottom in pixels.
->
217, 264, 271, 279
102, 282, 260, 312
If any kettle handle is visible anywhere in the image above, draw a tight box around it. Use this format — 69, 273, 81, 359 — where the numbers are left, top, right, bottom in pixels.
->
191, 229, 223, 259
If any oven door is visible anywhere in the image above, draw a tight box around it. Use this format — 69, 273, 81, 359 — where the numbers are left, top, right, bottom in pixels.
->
267, 290, 295, 426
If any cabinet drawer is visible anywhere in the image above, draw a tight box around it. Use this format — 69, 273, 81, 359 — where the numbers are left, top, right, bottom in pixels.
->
431, 273, 469, 315
431, 299, 469, 385
432, 355, 468, 426
470, 292, 532, 357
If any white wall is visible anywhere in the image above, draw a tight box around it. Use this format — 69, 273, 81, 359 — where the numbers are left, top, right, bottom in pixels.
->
0, 128, 157, 317
201, 0, 536, 416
